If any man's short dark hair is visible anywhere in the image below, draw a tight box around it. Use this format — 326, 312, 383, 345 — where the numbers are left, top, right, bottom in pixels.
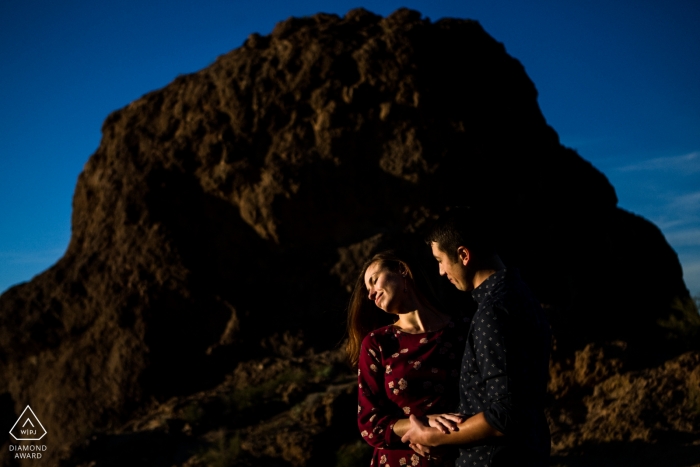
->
425, 207, 496, 262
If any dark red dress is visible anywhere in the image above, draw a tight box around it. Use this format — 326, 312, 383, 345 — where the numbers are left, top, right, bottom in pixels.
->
357, 318, 469, 467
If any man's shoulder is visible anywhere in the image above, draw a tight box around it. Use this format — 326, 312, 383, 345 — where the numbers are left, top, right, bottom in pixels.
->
480, 281, 543, 320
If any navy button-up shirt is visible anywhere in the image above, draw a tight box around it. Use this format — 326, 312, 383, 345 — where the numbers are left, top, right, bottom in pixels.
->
457, 268, 551, 466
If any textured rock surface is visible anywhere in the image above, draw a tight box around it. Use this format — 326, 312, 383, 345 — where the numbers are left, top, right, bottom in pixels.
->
0, 7, 696, 466
548, 350, 700, 466
62, 349, 361, 467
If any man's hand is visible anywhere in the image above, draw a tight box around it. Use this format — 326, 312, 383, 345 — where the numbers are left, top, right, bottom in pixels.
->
401, 414, 436, 447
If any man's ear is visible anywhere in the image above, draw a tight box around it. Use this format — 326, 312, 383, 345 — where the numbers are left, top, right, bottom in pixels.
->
457, 246, 470, 266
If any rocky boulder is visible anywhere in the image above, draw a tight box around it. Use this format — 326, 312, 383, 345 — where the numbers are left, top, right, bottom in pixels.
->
0, 7, 695, 465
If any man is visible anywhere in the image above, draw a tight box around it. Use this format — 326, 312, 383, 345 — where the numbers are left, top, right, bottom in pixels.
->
402, 208, 552, 466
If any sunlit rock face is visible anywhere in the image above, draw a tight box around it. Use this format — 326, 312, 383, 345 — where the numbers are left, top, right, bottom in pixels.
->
0, 8, 692, 463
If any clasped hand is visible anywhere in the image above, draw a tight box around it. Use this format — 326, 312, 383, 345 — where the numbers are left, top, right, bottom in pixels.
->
401, 413, 464, 457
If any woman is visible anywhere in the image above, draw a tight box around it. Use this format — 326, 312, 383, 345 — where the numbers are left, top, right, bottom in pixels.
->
347, 250, 469, 467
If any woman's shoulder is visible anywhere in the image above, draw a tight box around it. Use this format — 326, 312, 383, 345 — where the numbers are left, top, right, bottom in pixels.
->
360, 325, 396, 348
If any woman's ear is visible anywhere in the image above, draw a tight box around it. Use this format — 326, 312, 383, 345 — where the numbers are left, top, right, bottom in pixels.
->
398, 262, 409, 277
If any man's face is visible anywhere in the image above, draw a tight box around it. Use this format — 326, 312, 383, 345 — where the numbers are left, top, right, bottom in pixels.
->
430, 241, 471, 291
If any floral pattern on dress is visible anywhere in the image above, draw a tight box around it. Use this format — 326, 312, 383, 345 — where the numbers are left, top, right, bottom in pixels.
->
357, 317, 470, 466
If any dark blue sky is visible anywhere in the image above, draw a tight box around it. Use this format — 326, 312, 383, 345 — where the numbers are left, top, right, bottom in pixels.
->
1, 0, 699, 297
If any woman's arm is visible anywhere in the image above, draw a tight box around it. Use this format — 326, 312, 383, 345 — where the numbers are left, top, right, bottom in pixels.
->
357, 337, 404, 449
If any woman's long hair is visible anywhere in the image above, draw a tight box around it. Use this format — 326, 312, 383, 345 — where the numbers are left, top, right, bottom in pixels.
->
346, 250, 441, 367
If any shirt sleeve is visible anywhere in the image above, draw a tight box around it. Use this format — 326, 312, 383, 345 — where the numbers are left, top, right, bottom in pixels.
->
474, 304, 515, 434
357, 335, 405, 448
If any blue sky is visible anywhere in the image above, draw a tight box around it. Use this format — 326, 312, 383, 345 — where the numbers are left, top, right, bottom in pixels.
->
1, 0, 699, 297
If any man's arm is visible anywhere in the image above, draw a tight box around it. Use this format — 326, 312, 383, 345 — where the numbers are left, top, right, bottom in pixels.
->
402, 302, 514, 453
392, 413, 464, 437
401, 412, 503, 448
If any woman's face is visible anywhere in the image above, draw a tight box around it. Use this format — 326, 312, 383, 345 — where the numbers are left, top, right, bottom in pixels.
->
364, 261, 404, 313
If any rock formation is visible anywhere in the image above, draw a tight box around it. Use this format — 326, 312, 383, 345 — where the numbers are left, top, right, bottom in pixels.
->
0, 7, 697, 466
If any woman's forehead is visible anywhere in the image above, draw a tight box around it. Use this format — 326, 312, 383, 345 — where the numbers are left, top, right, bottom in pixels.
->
364, 261, 383, 281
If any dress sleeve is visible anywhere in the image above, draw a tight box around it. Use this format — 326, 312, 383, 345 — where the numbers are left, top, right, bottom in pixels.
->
474, 305, 515, 435
357, 335, 405, 449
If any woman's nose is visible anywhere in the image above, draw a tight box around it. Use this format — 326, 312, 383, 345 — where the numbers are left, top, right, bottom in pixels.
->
368, 287, 376, 300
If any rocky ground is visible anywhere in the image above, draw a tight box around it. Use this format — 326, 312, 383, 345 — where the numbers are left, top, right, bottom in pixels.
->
548, 345, 700, 466
61, 349, 363, 467
57, 346, 700, 467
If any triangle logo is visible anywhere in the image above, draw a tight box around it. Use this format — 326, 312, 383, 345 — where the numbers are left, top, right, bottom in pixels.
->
9, 406, 47, 441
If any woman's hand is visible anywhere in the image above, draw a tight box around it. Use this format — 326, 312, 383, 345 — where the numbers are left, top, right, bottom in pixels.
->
426, 413, 465, 434
408, 444, 453, 461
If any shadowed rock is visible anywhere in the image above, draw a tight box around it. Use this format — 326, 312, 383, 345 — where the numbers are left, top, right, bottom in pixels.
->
0, 7, 695, 466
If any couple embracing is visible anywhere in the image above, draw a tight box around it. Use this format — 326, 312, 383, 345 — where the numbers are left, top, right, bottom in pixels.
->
346, 208, 552, 467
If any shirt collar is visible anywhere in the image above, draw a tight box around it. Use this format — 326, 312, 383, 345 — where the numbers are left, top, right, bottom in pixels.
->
471, 268, 507, 304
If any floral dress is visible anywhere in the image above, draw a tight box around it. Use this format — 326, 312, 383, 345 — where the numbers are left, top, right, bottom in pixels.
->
357, 317, 469, 467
